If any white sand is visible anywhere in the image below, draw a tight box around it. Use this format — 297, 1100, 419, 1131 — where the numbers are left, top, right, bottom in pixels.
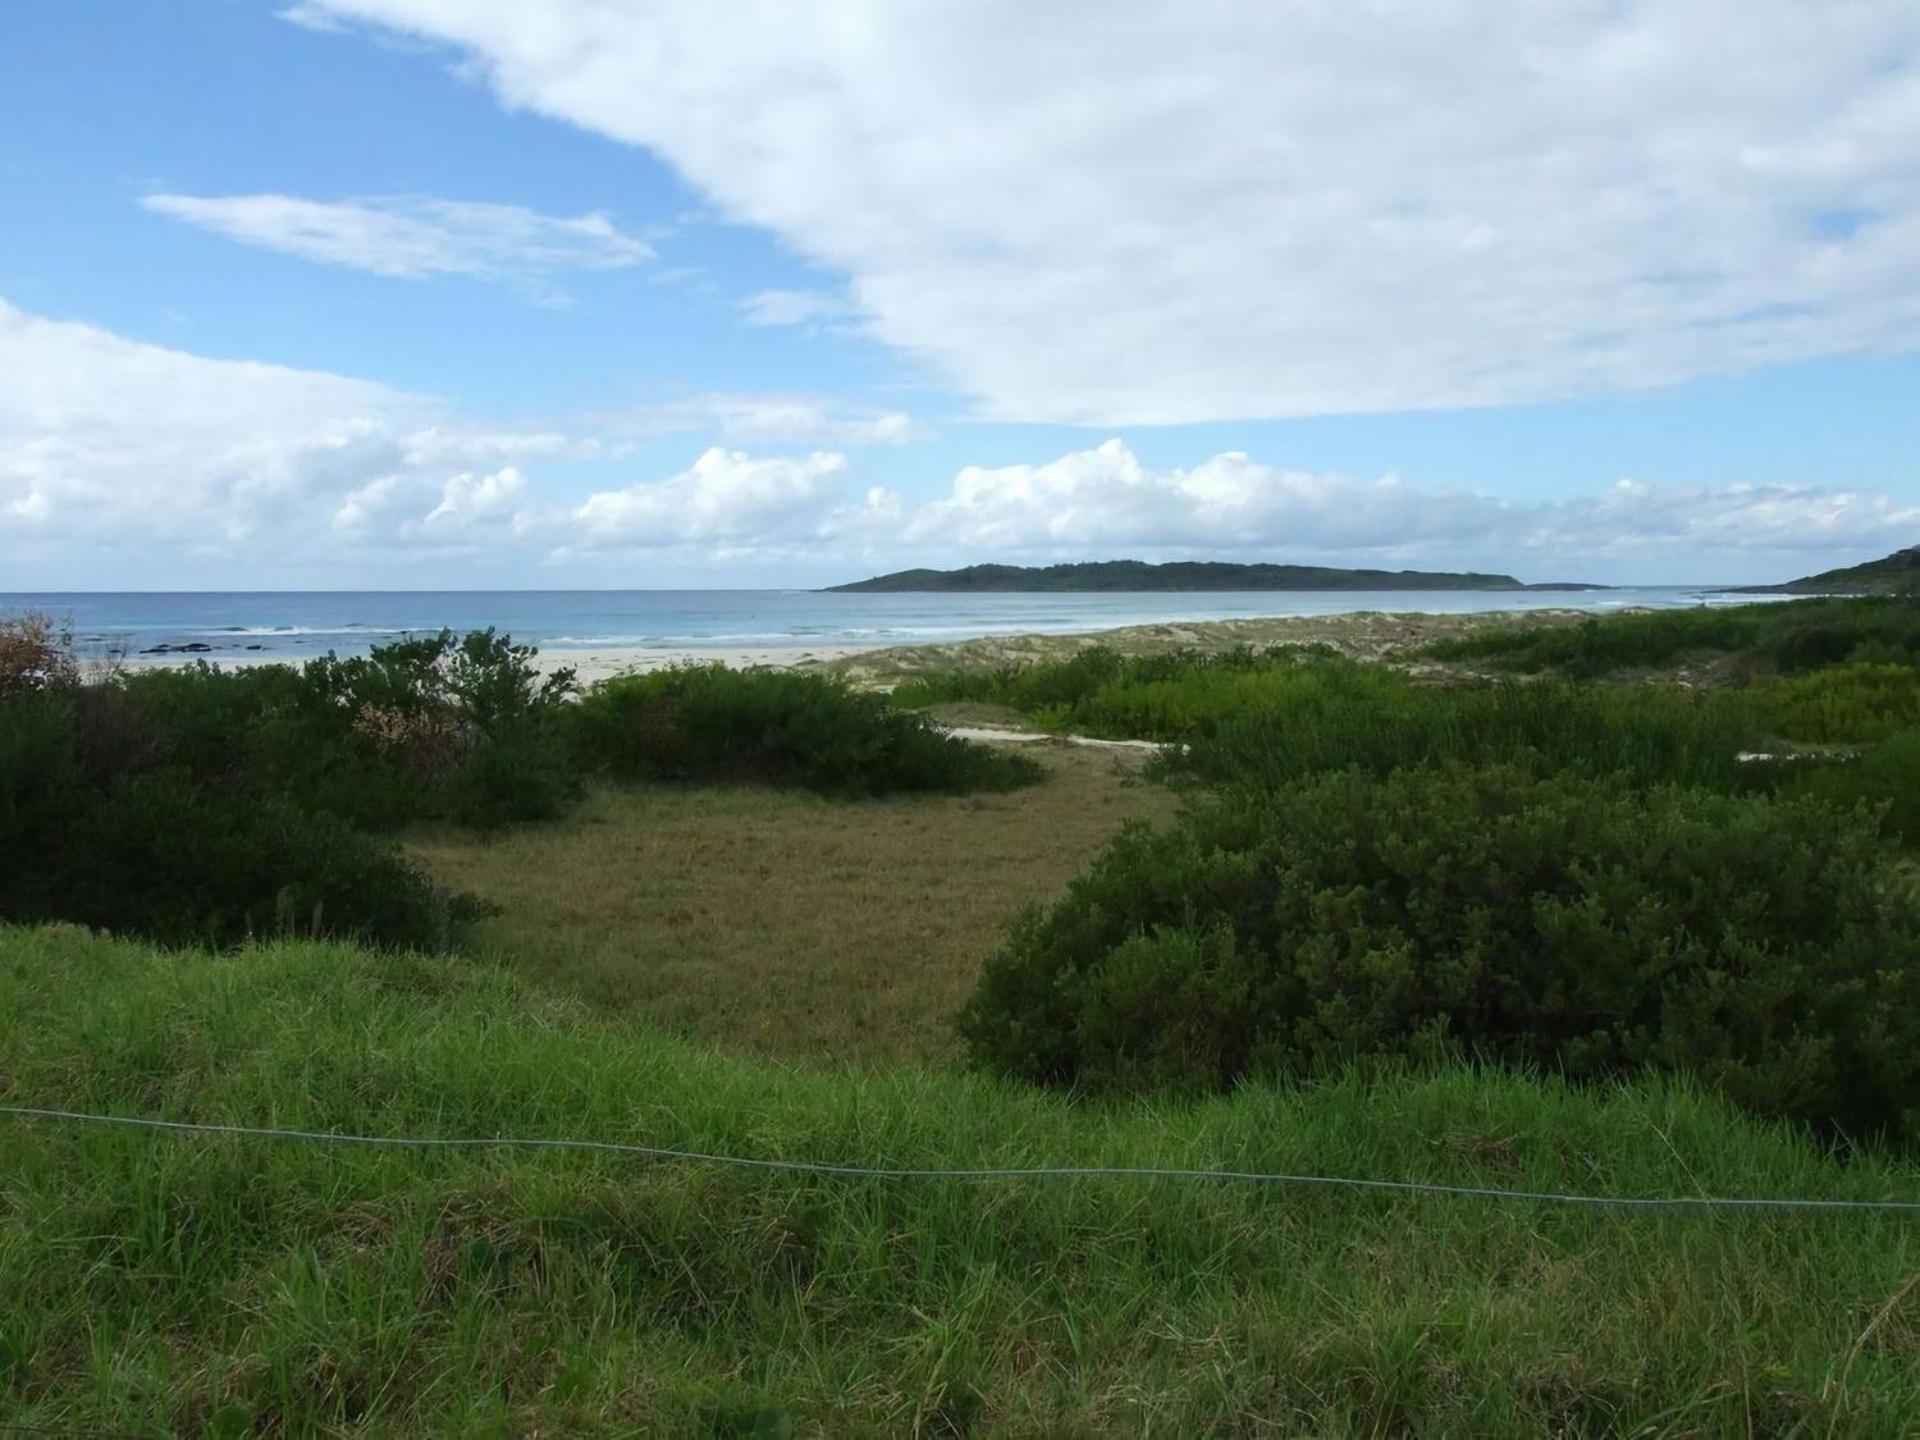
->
541, 644, 869, 683
108, 606, 1592, 686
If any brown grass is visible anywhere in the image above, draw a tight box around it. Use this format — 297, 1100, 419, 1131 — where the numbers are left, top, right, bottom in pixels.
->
409, 742, 1177, 1068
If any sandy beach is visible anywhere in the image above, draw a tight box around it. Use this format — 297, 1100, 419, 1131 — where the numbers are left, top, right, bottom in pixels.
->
110, 605, 1600, 686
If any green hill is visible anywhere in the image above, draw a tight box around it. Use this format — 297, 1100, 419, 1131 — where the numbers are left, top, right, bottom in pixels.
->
827, 560, 1599, 592
1753, 545, 1920, 595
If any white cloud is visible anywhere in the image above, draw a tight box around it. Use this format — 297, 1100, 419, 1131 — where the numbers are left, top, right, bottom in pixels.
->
738, 288, 850, 327
0, 296, 554, 554
605, 393, 922, 446
5, 297, 1915, 581
142, 193, 653, 287
276, 3, 352, 33
570, 447, 846, 548
294, 0, 1920, 423
832, 440, 1920, 569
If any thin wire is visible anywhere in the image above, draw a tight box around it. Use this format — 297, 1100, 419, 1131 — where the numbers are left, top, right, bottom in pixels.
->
5, 1104, 1917, 1213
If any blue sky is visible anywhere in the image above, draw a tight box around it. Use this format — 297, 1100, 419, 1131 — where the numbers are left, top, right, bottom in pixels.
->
3, 0, 1918, 589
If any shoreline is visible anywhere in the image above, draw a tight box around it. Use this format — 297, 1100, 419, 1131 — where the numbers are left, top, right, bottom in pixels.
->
109, 605, 1602, 686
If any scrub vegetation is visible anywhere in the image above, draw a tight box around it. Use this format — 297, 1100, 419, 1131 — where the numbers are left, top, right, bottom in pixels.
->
6, 597, 1920, 1433
0, 616, 1037, 950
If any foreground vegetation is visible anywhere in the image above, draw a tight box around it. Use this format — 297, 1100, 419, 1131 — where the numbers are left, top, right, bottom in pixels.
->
9, 597, 1920, 1432
881, 600, 1920, 1146
964, 764, 1920, 1141
4, 925, 1919, 1435
0, 619, 1038, 951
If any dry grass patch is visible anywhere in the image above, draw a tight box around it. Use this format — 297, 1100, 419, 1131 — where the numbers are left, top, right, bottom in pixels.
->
409, 743, 1176, 1067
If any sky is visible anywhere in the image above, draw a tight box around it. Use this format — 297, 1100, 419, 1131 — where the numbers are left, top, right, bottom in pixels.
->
2, 1, 1918, 590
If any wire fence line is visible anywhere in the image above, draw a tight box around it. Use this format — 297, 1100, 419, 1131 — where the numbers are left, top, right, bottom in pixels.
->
5, 1103, 1919, 1214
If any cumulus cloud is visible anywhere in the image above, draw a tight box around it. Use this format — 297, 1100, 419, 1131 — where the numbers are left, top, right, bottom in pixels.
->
6, 297, 1915, 580
291, 0, 1920, 423
0, 296, 557, 555
834, 440, 1920, 567
142, 192, 653, 288
570, 448, 847, 548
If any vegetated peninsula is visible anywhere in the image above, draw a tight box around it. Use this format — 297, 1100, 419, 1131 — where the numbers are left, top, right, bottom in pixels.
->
826, 560, 1606, 593
1743, 544, 1920, 595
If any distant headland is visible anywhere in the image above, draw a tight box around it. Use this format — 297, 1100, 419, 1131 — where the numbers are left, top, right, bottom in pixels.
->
1741, 545, 1920, 596
825, 560, 1607, 593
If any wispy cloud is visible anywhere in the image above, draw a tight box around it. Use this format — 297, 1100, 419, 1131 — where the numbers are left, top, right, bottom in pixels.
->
604, 392, 923, 446
738, 288, 851, 328
141, 193, 654, 293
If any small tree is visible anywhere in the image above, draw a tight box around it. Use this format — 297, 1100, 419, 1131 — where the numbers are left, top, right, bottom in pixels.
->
0, 611, 79, 700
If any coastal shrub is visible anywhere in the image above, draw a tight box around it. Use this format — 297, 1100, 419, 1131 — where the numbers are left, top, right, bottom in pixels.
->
1777, 728, 1920, 846
0, 691, 470, 950
1421, 595, 1920, 678
1740, 662, 1920, 745
959, 764, 1920, 1142
58, 772, 478, 950
0, 610, 80, 698
574, 665, 1043, 795
113, 629, 581, 829
1167, 669, 1757, 790
892, 645, 1134, 713
892, 645, 1324, 733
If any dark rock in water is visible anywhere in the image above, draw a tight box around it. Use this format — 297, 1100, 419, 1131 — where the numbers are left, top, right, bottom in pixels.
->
139, 641, 215, 655
245, 644, 264, 651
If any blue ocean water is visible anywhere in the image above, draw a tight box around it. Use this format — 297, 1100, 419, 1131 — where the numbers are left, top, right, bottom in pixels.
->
4, 587, 1765, 663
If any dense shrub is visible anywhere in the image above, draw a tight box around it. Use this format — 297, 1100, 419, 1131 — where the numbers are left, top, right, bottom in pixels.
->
1421, 596, 1920, 678
115, 629, 583, 830
0, 690, 470, 950
960, 764, 1920, 1142
892, 645, 1336, 735
574, 664, 1043, 795
1777, 728, 1920, 846
2, 627, 1038, 949
0, 610, 80, 698
1739, 662, 1920, 745
0, 627, 580, 950
1171, 669, 1759, 791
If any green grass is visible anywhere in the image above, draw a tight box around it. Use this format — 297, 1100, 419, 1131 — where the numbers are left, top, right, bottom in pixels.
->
4, 924, 1920, 1435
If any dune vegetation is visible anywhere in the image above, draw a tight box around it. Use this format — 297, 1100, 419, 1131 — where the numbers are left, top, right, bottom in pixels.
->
5, 597, 1920, 1433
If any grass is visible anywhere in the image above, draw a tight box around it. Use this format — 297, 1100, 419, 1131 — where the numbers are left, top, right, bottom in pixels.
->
409, 743, 1178, 1067
4, 924, 1920, 1435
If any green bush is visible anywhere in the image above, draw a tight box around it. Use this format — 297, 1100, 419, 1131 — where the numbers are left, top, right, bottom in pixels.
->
574, 665, 1043, 796
1421, 596, 1920, 678
893, 645, 1337, 736
959, 764, 1920, 1142
1170, 667, 1757, 791
1740, 662, 1920, 745
1777, 728, 1920, 846
0, 690, 470, 950
116, 629, 583, 831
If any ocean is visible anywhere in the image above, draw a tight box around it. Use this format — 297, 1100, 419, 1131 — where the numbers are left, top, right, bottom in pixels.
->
0, 587, 1774, 664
